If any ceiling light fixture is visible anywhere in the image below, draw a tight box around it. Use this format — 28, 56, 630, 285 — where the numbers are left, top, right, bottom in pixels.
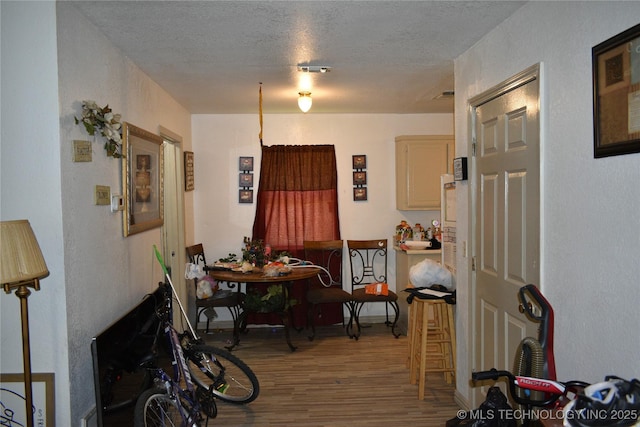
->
298, 91, 312, 113
297, 65, 331, 73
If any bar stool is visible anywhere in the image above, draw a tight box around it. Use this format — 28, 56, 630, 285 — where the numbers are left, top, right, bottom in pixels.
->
408, 297, 456, 400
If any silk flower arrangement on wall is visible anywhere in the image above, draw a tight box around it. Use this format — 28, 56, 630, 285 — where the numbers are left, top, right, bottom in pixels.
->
75, 100, 124, 158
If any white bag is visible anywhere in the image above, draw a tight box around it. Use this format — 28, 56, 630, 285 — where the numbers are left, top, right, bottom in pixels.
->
185, 262, 206, 280
409, 258, 454, 290
196, 276, 218, 299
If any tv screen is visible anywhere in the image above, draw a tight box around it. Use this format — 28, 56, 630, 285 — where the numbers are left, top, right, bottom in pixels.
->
91, 286, 165, 427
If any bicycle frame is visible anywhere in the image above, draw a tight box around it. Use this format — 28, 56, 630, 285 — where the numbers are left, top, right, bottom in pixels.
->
148, 321, 203, 425
473, 369, 588, 408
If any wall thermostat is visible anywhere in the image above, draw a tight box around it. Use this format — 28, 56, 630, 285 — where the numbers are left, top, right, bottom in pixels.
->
111, 195, 124, 212
453, 157, 468, 181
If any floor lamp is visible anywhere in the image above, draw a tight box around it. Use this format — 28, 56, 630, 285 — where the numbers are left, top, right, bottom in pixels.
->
1, 220, 49, 427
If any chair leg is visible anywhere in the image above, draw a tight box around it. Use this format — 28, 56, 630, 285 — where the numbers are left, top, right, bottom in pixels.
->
384, 302, 391, 326
389, 301, 400, 338
349, 302, 365, 340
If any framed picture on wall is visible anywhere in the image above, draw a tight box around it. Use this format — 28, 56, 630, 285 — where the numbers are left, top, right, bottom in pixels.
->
352, 154, 366, 169
353, 187, 367, 201
239, 156, 254, 171
353, 171, 367, 185
122, 122, 164, 236
592, 23, 640, 158
239, 189, 253, 203
239, 173, 253, 188
184, 151, 194, 191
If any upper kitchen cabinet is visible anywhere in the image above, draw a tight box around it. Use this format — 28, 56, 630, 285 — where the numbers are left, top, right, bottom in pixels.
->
395, 135, 453, 210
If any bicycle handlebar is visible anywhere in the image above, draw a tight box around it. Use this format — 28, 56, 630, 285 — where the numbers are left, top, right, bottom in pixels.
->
472, 369, 514, 382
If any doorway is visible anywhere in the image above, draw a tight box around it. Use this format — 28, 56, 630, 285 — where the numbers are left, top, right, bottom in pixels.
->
160, 127, 187, 324
469, 64, 541, 406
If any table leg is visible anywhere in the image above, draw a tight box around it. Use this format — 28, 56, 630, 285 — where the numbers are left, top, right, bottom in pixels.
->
225, 309, 246, 351
281, 282, 297, 351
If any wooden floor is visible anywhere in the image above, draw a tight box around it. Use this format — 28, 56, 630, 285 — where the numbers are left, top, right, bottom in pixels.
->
200, 322, 461, 426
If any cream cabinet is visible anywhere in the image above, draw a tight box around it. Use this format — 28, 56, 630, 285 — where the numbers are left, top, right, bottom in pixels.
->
395, 135, 453, 210
394, 246, 442, 335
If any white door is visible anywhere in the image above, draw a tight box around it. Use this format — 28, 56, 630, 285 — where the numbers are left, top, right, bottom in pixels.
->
470, 65, 541, 405
161, 130, 187, 325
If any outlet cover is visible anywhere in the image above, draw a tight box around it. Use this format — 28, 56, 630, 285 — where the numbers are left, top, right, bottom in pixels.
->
95, 185, 110, 205
73, 140, 92, 162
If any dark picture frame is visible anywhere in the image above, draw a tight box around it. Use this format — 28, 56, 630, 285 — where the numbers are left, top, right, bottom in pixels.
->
352, 154, 366, 169
184, 151, 194, 191
353, 171, 367, 185
239, 173, 253, 188
353, 187, 367, 201
592, 23, 640, 158
239, 189, 253, 203
122, 122, 164, 236
239, 156, 254, 171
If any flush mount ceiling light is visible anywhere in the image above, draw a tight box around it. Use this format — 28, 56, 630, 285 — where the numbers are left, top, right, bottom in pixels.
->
297, 65, 332, 73
298, 91, 312, 113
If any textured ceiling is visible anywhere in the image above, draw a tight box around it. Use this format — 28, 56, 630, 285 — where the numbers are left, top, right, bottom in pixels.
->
69, 1, 525, 114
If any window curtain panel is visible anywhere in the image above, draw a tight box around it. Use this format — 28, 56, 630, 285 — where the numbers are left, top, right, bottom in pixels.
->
252, 144, 341, 256
250, 144, 342, 327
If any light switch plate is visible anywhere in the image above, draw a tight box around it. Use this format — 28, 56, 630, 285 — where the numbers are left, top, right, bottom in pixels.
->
95, 185, 110, 205
73, 140, 92, 162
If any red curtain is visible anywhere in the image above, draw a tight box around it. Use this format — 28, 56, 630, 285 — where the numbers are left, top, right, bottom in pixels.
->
250, 145, 341, 327
252, 145, 340, 256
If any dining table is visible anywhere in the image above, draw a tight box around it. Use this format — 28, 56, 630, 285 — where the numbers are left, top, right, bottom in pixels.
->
207, 265, 322, 351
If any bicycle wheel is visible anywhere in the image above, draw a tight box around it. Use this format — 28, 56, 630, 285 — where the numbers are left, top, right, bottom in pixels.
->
186, 344, 260, 404
134, 387, 184, 427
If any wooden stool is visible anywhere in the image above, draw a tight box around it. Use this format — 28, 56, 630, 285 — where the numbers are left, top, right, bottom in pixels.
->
408, 298, 456, 400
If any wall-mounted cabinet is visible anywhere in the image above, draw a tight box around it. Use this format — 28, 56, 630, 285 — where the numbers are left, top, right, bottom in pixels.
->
395, 135, 453, 210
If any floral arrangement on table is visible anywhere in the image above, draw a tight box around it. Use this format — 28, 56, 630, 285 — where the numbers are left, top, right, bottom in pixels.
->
75, 100, 124, 158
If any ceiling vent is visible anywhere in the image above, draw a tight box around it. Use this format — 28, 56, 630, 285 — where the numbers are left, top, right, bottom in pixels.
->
433, 90, 455, 100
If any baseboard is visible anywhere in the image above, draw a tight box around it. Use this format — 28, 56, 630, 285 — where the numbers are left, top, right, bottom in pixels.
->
80, 405, 97, 427
197, 315, 393, 332
454, 389, 471, 411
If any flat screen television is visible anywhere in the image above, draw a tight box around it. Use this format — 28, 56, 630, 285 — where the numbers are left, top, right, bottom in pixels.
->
90, 286, 165, 427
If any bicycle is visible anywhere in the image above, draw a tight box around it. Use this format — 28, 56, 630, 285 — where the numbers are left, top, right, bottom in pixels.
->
471, 368, 589, 426
133, 247, 260, 426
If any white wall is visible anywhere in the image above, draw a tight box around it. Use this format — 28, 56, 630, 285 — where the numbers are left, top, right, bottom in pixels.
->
0, 0, 70, 422
56, 3, 193, 422
455, 0, 640, 405
2, 2, 193, 424
191, 113, 453, 319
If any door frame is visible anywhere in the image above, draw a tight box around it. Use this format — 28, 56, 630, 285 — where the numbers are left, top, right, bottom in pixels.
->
467, 64, 541, 407
159, 126, 187, 326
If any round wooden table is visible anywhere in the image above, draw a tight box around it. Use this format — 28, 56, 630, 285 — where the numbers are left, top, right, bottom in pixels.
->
208, 266, 321, 351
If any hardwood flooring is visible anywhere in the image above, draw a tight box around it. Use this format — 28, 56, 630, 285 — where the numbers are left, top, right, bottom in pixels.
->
201, 323, 461, 426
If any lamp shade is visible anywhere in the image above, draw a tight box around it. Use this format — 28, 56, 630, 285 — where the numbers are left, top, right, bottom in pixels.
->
1, 220, 49, 286
298, 91, 312, 113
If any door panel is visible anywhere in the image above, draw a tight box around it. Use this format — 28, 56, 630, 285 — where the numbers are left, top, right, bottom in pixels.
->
472, 67, 540, 406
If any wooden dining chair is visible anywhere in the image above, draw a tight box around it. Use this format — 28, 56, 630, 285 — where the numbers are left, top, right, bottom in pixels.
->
185, 243, 244, 334
303, 240, 355, 340
347, 239, 400, 339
